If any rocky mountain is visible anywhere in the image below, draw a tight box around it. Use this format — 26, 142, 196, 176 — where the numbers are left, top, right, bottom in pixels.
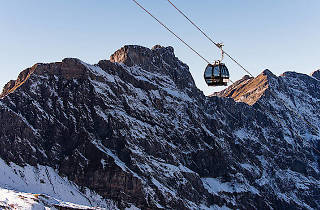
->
0, 45, 319, 209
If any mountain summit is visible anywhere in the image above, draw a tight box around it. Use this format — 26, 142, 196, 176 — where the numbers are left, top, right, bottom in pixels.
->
0, 45, 319, 209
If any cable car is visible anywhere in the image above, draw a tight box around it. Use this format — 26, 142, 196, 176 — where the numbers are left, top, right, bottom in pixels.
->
204, 61, 229, 86
204, 43, 229, 86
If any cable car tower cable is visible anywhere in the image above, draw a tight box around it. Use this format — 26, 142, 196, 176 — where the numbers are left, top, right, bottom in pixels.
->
131, 0, 319, 153
166, 0, 254, 78
166, 0, 319, 137
131, 0, 234, 84
131, 0, 211, 65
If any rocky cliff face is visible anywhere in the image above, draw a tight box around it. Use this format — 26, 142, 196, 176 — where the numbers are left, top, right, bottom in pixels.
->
0, 45, 319, 209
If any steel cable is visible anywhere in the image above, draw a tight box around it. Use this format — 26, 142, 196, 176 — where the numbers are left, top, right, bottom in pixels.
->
167, 0, 254, 77
132, 0, 211, 65
167, 0, 319, 143
131, 0, 235, 84
132, 0, 319, 150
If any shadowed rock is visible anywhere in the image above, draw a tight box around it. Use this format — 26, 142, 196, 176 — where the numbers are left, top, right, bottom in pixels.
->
311, 69, 320, 80
0, 45, 319, 209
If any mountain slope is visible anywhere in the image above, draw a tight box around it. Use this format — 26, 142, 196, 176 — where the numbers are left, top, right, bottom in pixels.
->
0, 45, 319, 209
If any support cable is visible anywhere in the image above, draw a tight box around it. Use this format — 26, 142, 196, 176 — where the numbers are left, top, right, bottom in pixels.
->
167, 0, 254, 77
132, 0, 211, 65
167, 0, 319, 136
131, 0, 235, 84
132, 0, 319, 148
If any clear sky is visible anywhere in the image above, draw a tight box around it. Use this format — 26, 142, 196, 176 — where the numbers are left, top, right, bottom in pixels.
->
1, 0, 319, 95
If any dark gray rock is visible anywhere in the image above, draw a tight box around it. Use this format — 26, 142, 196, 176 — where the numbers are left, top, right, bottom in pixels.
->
0, 45, 319, 209
311, 69, 320, 80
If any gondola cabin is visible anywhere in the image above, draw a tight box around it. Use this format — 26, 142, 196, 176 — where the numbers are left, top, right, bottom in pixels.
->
204, 62, 229, 86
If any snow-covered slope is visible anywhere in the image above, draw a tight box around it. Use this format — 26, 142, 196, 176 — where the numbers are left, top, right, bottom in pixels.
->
0, 45, 319, 209
0, 188, 105, 210
0, 158, 117, 209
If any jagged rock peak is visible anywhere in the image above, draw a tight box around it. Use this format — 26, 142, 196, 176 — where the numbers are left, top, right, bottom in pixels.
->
33, 58, 88, 80
261, 68, 276, 78
0, 64, 38, 98
241, 75, 252, 80
0, 58, 89, 98
151, 44, 163, 50
0, 44, 195, 99
311, 69, 320, 80
209, 75, 252, 97
0, 45, 320, 209
108, 44, 196, 92
0, 80, 16, 98
212, 69, 270, 105
109, 45, 175, 67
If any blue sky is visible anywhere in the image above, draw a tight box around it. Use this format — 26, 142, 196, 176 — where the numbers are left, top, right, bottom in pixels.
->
1, 0, 319, 95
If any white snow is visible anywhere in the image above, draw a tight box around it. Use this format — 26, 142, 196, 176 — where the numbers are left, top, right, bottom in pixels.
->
234, 128, 249, 140
0, 188, 108, 210
101, 159, 106, 169
202, 177, 259, 195
240, 163, 255, 171
92, 140, 142, 180
206, 204, 232, 210
90, 79, 116, 98
151, 178, 177, 197
82, 61, 116, 83
0, 158, 117, 209
125, 204, 140, 210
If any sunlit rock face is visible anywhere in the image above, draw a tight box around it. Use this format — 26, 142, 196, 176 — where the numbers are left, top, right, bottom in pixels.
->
0, 45, 319, 209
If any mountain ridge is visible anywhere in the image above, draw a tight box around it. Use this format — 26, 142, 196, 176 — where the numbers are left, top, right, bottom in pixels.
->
0, 45, 319, 209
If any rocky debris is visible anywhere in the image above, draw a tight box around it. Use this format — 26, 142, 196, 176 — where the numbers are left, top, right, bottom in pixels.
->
0, 45, 319, 209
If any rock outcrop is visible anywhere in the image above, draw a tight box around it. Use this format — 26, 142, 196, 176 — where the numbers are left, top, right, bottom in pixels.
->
311, 69, 320, 80
0, 45, 319, 209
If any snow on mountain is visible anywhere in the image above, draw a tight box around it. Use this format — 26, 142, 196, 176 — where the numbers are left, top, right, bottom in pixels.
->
0, 45, 319, 209
0, 157, 118, 209
0, 188, 107, 210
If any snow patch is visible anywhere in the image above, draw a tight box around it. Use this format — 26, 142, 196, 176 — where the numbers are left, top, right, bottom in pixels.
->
202, 177, 259, 195
0, 158, 116, 209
